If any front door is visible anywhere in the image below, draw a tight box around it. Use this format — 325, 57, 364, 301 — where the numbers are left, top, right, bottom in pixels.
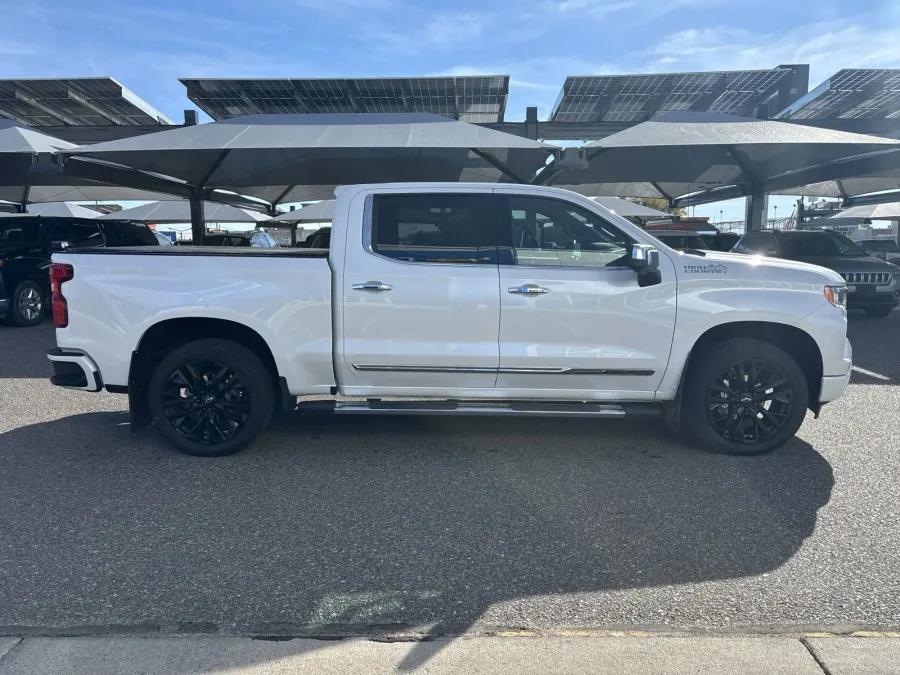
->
341, 192, 501, 394
494, 192, 677, 399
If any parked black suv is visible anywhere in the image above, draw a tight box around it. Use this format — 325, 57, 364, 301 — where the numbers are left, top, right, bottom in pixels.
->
732, 229, 900, 318
0, 216, 158, 327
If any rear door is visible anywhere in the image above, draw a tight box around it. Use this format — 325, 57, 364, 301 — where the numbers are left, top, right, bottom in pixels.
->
340, 191, 502, 393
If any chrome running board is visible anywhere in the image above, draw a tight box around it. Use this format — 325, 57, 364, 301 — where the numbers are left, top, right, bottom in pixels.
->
296, 399, 661, 418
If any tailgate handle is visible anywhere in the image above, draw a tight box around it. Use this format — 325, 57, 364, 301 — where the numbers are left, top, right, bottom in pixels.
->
352, 281, 392, 292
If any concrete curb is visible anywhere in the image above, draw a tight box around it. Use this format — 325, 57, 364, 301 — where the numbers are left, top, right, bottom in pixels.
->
0, 636, 898, 674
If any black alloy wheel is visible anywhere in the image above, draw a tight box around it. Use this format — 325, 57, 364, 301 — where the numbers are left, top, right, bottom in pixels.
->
148, 338, 274, 456
680, 337, 808, 456
5, 280, 45, 327
705, 358, 794, 445
163, 360, 251, 445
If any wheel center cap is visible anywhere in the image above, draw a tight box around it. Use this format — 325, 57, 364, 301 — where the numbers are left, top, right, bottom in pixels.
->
741, 395, 752, 403
203, 394, 217, 406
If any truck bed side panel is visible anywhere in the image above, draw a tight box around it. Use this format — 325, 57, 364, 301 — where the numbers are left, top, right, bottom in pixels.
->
54, 252, 335, 393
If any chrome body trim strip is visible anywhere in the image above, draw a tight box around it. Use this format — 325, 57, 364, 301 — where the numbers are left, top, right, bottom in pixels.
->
352, 364, 655, 376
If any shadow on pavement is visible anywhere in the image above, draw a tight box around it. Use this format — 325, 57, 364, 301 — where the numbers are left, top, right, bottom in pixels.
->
0, 410, 834, 672
0, 320, 55, 379
847, 311, 900, 385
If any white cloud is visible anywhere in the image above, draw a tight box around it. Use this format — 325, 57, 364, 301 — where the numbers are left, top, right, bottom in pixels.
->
424, 14, 486, 47
0, 41, 36, 56
646, 21, 900, 84
551, 0, 636, 16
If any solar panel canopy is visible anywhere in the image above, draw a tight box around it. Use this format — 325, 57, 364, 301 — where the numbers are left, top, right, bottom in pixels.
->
551, 68, 797, 124
181, 76, 509, 124
0, 78, 174, 127
776, 69, 900, 121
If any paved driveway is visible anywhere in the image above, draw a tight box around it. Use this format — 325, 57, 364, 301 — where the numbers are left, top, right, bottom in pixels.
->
1, 316, 898, 640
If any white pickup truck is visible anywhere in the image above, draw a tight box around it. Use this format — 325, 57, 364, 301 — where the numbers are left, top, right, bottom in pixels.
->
47, 183, 852, 457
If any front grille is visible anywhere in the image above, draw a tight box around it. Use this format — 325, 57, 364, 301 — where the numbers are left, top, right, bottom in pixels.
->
839, 271, 890, 285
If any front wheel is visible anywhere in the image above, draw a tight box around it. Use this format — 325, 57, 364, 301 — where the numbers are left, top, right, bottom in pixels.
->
5, 280, 44, 327
864, 306, 894, 318
147, 339, 274, 456
681, 338, 809, 456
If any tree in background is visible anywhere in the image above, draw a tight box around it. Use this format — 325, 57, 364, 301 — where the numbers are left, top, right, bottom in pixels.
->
631, 197, 685, 217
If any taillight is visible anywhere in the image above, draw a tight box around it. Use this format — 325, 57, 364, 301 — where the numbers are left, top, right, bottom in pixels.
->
49, 263, 74, 328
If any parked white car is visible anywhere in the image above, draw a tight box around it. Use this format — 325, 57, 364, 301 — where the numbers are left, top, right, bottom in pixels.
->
47, 184, 851, 457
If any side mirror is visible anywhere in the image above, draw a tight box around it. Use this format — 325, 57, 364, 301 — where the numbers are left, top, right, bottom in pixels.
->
49, 240, 68, 252
630, 243, 662, 287
630, 243, 659, 270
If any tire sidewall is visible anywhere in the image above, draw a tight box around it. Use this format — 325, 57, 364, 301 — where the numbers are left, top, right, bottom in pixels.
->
6, 281, 44, 327
682, 338, 809, 456
148, 339, 274, 457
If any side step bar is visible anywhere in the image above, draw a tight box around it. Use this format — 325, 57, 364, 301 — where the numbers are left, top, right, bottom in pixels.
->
296, 399, 661, 418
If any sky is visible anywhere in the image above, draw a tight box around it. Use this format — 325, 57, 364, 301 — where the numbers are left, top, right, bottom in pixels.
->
2, 0, 899, 221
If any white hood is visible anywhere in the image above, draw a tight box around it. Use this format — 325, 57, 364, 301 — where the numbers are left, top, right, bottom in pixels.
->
670, 250, 845, 285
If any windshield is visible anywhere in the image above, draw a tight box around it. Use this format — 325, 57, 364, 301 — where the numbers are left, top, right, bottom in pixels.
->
782, 232, 867, 257
102, 221, 159, 246
861, 239, 900, 253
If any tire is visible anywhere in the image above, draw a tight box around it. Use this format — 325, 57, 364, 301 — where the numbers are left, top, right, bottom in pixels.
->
4, 280, 45, 327
148, 339, 274, 457
681, 338, 809, 456
864, 306, 894, 318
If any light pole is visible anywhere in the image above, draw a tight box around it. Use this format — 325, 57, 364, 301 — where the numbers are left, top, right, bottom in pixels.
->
719, 210, 723, 224
773, 205, 778, 228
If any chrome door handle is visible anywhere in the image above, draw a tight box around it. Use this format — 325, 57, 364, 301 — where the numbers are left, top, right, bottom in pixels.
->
352, 281, 392, 292
508, 284, 549, 295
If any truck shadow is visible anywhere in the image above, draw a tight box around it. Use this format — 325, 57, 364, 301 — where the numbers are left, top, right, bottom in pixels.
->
0, 411, 833, 672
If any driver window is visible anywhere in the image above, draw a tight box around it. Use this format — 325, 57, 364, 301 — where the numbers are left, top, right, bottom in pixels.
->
506, 196, 632, 267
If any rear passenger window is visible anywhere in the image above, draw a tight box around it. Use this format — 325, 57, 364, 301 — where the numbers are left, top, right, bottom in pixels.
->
372, 194, 495, 264
70, 223, 104, 248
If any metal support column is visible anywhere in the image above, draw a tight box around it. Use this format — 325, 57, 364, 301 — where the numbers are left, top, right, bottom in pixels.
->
189, 192, 205, 245
744, 183, 768, 233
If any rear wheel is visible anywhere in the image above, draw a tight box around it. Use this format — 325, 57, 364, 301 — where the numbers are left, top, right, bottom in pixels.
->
148, 339, 274, 456
681, 338, 808, 455
864, 306, 894, 318
5, 281, 44, 327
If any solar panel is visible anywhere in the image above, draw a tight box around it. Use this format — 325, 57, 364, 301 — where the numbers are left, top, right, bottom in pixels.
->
551, 68, 794, 123
0, 78, 174, 127
777, 69, 900, 120
181, 76, 510, 124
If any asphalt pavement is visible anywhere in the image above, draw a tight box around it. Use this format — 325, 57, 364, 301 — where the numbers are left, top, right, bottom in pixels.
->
1, 315, 899, 662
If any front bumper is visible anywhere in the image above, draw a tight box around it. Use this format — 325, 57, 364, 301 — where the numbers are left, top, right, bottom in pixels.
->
47, 348, 103, 392
820, 338, 852, 404
0, 297, 8, 317
846, 285, 900, 309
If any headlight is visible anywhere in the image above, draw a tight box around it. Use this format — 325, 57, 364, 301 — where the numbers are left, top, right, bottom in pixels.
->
824, 285, 847, 311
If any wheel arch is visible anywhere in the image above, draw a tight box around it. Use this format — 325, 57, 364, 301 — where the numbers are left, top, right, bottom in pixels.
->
682, 321, 823, 413
128, 317, 284, 431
